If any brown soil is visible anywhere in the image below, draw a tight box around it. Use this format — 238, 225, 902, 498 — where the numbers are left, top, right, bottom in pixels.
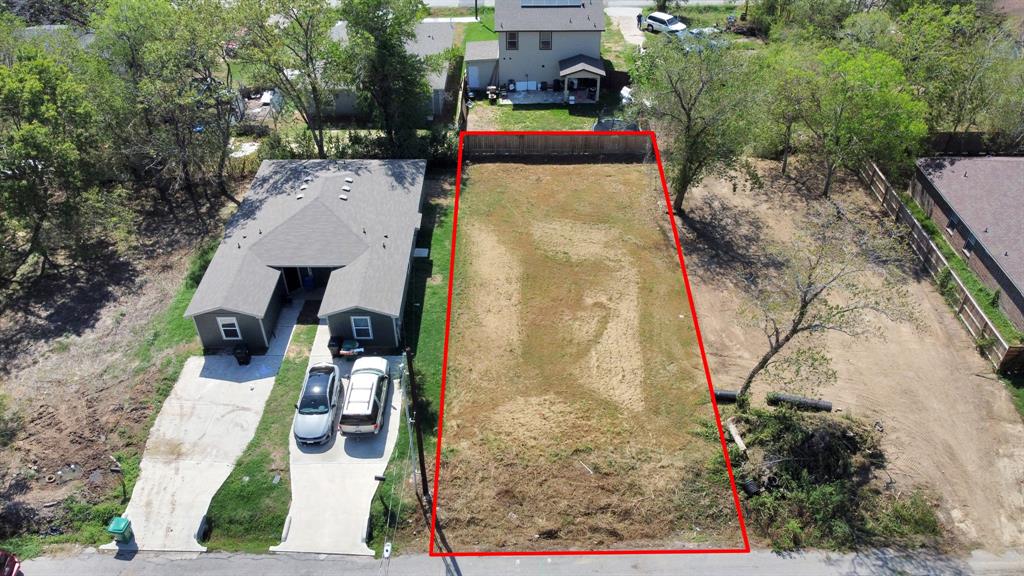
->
0, 196, 236, 535
683, 160, 1024, 551
435, 163, 744, 552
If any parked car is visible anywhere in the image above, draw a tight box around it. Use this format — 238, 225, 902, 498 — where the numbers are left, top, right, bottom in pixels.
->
0, 550, 20, 576
293, 362, 342, 445
644, 12, 687, 34
340, 356, 390, 435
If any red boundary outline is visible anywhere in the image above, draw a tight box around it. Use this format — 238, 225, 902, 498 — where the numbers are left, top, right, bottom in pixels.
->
428, 130, 751, 557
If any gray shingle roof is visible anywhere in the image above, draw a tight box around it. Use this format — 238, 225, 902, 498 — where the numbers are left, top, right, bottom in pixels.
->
917, 156, 1024, 297
465, 40, 499, 62
559, 54, 606, 76
330, 21, 455, 90
495, 0, 605, 32
185, 160, 426, 319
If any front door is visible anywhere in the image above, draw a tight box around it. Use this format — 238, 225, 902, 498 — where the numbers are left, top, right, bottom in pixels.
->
468, 65, 480, 89
283, 267, 301, 293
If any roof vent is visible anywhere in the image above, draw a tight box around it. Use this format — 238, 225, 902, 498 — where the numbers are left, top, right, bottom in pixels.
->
345, 177, 353, 183
300, 184, 308, 190
342, 185, 351, 192
339, 194, 348, 200
296, 193, 304, 199
303, 176, 312, 182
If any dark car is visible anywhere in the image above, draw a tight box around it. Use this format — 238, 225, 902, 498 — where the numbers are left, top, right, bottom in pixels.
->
0, 550, 20, 576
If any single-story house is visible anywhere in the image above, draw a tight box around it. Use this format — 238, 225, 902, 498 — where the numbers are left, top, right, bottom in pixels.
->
329, 21, 455, 119
465, 0, 605, 102
185, 159, 426, 354
910, 157, 1024, 331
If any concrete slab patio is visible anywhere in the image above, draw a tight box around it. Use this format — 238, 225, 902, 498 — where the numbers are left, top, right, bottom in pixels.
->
102, 302, 301, 552
271, 324, 404, 556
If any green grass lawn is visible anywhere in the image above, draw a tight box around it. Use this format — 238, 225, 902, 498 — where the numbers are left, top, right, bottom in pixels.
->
0, 240, 216, 559
463, 8, 496, 45
488, 91, 622, 131
1002, 374, 1024, 420
204, 324, 317, 552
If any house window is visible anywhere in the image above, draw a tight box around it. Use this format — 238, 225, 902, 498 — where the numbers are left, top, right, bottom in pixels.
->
506, 32, 518, 51
963, 236, 976, 258
351, 316, 374, 340
539, 31, 552, 50
217, 317, 242, 341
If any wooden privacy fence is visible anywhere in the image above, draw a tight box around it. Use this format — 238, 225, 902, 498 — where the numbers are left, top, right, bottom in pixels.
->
462, 133, 653, 160
859, 162, 1024, 374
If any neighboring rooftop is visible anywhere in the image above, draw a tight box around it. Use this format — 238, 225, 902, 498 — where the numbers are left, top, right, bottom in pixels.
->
465, 40, 499, 62
917, 156, 1024, 294
330, 21, 455, 90
495, 0, 605, 32
185, 159, 426, 320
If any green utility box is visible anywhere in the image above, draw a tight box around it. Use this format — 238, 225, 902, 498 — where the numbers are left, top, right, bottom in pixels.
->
106, 517, 133, 543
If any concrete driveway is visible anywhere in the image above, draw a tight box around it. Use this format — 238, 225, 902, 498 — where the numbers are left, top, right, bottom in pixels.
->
271, 324, 404, 556
102, 303, 300, 552
606, 7, 646, 47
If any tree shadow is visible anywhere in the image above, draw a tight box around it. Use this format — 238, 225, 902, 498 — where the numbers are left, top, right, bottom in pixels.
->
681, 193, 785, 286
834, 547, 972, 576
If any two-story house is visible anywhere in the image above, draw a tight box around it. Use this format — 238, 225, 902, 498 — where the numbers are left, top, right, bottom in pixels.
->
465, 0, 605, 102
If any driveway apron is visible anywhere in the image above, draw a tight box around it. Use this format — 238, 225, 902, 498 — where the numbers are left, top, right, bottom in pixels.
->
102, 302, 301, 552
271, 324, 403, 556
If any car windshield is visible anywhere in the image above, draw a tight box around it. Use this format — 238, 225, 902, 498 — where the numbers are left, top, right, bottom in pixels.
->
666, 16, 680, 25
298, 372, 331, 415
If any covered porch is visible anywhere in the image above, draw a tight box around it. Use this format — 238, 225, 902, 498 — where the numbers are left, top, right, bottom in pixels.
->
559, 54, 606, 105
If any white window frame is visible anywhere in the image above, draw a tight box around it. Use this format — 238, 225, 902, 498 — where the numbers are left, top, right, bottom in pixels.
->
217, 316, 242, 341
539, 31, 552, 50
351, 316, 374, 340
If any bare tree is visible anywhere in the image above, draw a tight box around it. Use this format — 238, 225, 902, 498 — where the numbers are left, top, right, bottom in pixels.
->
738, 208, 917, 400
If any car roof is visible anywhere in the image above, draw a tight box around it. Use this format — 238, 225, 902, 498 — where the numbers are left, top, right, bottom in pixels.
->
649, 12, 673, 19
303, 371, 332, 396
343, 371, 379, 416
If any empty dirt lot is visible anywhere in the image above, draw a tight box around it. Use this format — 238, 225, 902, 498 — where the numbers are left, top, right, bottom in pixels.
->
683, 162, 1024, 551
434, 162, 744, 552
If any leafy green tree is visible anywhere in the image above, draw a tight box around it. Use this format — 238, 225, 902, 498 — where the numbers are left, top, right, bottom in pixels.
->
91, 0, 239, 213
339, 0, 431, 155
235, 0, 344, 159
631, 38, 756, 214
893, 4, 1015, 141
796, 47, 926, 196
987, 58, 1024, 153
0, 48, 101, 288
761, 44, 816, 175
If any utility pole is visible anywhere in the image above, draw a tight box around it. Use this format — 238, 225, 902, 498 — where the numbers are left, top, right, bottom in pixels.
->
475, 0, 479, 21
404, 347, 431, 504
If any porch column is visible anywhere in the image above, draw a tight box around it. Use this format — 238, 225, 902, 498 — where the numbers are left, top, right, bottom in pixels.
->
563, 76, 569, 103
596, 76, 601, 102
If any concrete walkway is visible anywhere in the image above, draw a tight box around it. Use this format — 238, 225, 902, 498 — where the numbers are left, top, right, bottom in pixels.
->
271, 323, 404, 556
606, 7, 647, 47
101, 302, 301, 552
421, 16, 479, 22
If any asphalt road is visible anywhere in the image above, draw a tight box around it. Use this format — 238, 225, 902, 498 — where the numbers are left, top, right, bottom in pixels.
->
24, 548, 1024, 576
423, 1, 738, 8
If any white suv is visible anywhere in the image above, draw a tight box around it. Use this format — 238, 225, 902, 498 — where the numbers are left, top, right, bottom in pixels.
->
644, 12, 688, 34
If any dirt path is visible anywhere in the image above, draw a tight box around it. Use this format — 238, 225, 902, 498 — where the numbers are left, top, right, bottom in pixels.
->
0, 247, 193, 515
684, 167, 1024, 551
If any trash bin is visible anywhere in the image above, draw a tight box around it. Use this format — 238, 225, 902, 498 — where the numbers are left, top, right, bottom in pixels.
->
106, 517, 133, 543
327, 336, 341, 357
233, 344, 251, 366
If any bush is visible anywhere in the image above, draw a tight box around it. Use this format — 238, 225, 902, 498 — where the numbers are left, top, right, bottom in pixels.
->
0, 394, 21, 448
738, 408, 940, 550
185, 238, 219, 290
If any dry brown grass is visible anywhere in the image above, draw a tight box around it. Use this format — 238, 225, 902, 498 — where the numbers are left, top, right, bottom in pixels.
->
435, 162, 744, 552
